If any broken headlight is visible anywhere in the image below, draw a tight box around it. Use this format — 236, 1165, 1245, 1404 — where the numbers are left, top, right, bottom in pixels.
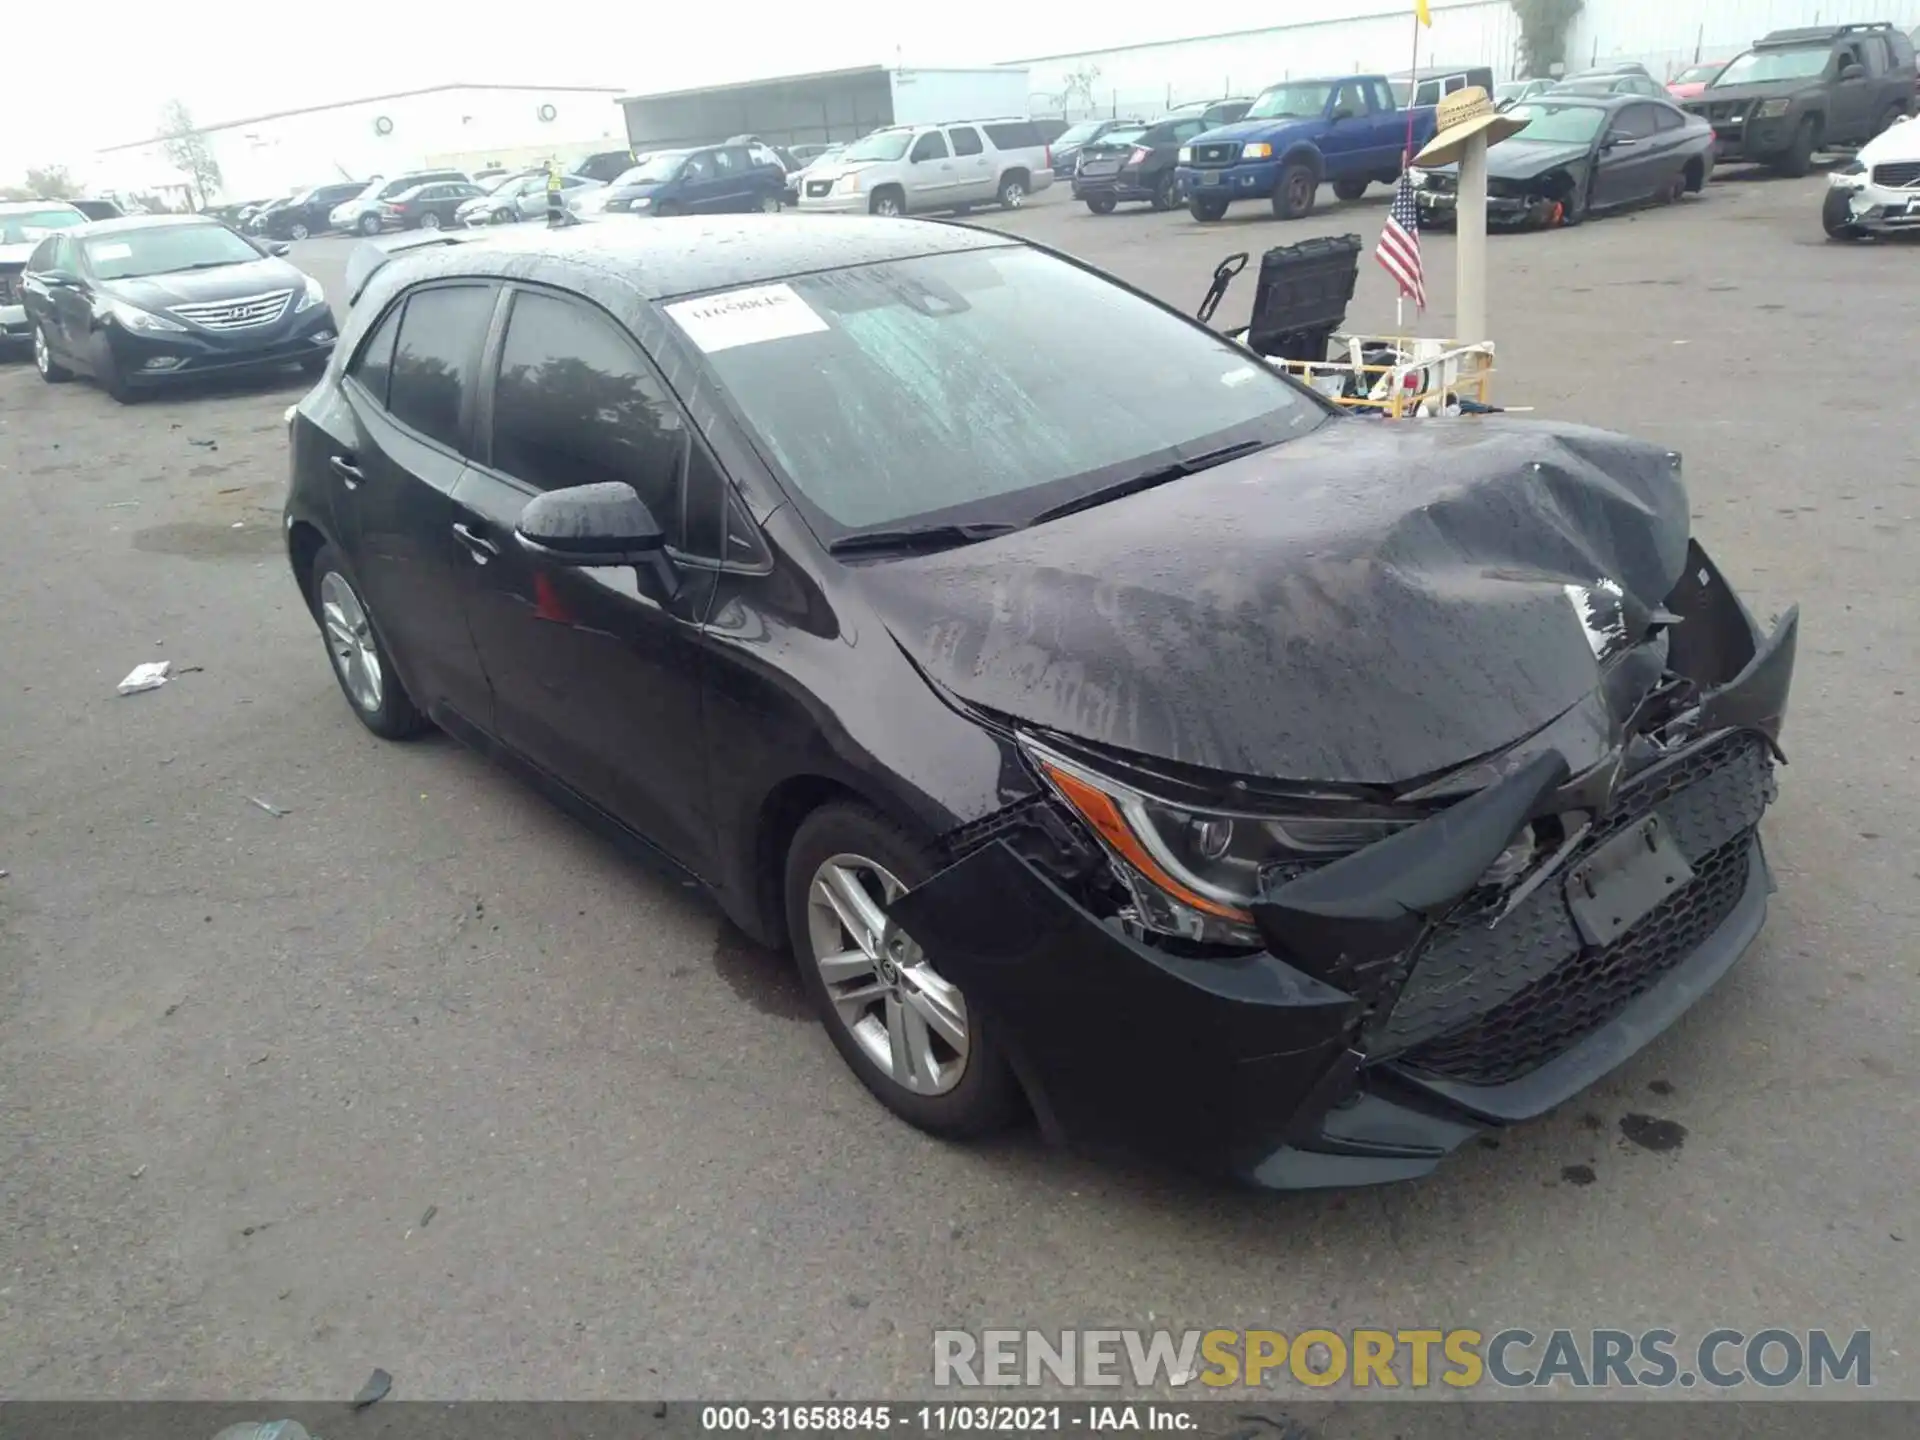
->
1023, 739, 1414, 945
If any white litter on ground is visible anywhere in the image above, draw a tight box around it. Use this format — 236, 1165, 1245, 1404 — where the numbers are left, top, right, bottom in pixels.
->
117, 661, 172, 696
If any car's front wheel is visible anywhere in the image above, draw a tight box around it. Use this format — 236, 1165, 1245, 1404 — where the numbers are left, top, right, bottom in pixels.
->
309, 545, 431, 739
1822, 186, 1866, 240
32, 323, 71, 382
1773, 117, 1817, 178
758, 193, 782, 213
357, 212, 382, 236
785, 802, 1022, 1138
288, 221, 310, 240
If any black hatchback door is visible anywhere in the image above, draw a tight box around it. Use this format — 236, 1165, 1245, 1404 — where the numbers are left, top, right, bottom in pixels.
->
328, 281, 497, 728
447, 284, 720, 873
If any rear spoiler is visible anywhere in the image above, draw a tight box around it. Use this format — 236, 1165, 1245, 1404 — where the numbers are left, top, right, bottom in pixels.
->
345, 229, 488, 306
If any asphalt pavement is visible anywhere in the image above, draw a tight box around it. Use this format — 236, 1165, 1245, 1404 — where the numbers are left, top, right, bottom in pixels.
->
1, 175, 1916, 1402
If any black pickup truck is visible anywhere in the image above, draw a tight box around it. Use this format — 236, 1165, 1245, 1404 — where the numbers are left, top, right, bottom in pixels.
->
1684, 21, 1918, 175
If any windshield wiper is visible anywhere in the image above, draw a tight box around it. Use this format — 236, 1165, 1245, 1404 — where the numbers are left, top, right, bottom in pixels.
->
1029, 439, 1276, 527
828, 521, 1020, 556
171, 260, 249, 272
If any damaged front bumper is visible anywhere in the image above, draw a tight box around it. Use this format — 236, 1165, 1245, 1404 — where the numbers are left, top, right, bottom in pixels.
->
889, 544, 1797, 1187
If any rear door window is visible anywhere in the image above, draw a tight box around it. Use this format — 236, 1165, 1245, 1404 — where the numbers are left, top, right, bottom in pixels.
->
386, 284, 495, 451
948, 126, 984, 156
983, 121, 1041, 149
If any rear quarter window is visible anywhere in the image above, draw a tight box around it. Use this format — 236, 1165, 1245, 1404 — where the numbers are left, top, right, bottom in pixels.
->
984, 122, 1042, 149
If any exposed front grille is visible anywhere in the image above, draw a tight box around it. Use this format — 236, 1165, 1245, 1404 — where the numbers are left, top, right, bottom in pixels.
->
0, 267, 20, 304
1423, 172, 1457, 193
805, 180, 833, 198
1871, 160, 1920, 188
1379, 730, 1774, 1086
1702, 99, 1752, 123
1192, 142, 1239, 166
169, 289, 292, 331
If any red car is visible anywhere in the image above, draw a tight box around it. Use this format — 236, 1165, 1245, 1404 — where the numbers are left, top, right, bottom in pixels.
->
1667, 61, 1728, 100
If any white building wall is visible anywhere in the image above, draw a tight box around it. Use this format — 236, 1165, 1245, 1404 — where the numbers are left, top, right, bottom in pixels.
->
94, 86, 626, 202
1570, 0, 1920, 78
888, 68, 1035, 124
1011, 0, 1522, 118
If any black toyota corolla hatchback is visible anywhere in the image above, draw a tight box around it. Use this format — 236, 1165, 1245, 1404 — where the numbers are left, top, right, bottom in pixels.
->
24, 214, 337, 400
284, 216, 1797, 1188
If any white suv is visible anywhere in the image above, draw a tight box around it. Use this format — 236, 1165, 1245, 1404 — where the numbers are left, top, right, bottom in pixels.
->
797, 119, 1054, 216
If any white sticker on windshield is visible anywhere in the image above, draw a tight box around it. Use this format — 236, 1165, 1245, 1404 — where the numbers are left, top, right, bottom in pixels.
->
90, 242, 134, 261
665, 283, 827, 353
1220, 365, 1259, 387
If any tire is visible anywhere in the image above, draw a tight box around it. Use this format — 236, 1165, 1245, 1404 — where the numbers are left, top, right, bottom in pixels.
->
32, 323, 71, 383
357, 212, 382, 236
309, 544, 431, 740
996, 173, 1028, 209
1188, 193, 1229, 222
96, 348, 136, 404
868, 188, 904, 217
1561, 173, 1592, 226
1822, 185, 1866, 240
1085, 195, 1117, 215
1271, 161, 1318, 220
299, 354, 329, 376
785, 801, 1022, 1139
1656, 169, 1686, 205
1772, 117, 1817, 178
758, 193, 782, 213
1151, 172, 1178, 212
288, 221, 310, 240
653, 201, 684, 218
418, 211, 442, 230
1332, 175, 1370, 202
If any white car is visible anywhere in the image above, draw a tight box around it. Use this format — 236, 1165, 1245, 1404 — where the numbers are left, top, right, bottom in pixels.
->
1824, 114, 1920, 239
0, 201, 89, 344
797, 119, 1054, 217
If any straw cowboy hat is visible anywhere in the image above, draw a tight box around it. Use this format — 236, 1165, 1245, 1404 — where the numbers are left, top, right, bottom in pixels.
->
1414, 86, 1531, 167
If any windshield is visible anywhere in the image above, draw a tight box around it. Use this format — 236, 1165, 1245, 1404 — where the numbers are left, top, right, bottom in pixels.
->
1674, 63, 1723, 85
1055, 121, 1106, 145
1087, 127, 1150, 149
1245, 83, 1336, 121
1715, 46, 1830, 85
1, 207, 86, 244
84, 223, 263, 281
1494, 82, 1527, 102
839, 130, 913, 162
483, 172, 527, 193
620, 153, 687, 184
1502, 102, 1607, 143
668, 247, 1324, 534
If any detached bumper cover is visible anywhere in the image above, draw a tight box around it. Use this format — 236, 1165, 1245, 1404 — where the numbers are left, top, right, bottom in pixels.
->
891, 547, 1797, 1188
1831, 177, 1920, 232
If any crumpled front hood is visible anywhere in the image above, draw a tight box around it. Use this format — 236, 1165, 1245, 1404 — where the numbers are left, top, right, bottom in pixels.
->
859, 418, 1691, 786
1860, 116, 1920, 168
105, 257, 304, 313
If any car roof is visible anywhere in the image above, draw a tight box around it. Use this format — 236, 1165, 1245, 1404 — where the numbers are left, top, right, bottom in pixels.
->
0, 199, 86, 213
399, 213, 1018, 301
1517, 92, 1637, 111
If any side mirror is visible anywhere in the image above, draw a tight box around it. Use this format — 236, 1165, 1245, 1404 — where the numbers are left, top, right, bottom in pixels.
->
516, 482, 677, 593
1604, 130, 1637, 148
39, 270, 80, 288
268, 241, 292, 257
1330, 107, 1357, 122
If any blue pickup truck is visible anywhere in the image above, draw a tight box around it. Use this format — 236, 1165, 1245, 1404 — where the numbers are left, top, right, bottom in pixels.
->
1177, 74, 1441, 221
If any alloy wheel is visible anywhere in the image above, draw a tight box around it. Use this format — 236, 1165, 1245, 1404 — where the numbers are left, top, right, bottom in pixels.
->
32, 325, 49, 375
420, 211, 442, 230
759, 194, 781, 213
872, 194, 901, 217
1000, 179, 1026, 208
290, 222, 310, 240
319, 570, 385, 714
806, 854, 968, 1096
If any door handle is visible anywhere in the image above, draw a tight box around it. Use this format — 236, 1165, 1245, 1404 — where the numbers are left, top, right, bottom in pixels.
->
452, 521, 499, 563
328, 454, 362, 488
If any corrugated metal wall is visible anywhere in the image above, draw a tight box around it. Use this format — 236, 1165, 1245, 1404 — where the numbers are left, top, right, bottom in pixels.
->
1010, 0, 1920, 115
1571, 0, 1920, 78
1012, 1, 1519, 118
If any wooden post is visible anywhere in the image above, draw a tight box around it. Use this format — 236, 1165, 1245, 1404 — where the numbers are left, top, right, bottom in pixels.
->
1456, 135, 1489, 346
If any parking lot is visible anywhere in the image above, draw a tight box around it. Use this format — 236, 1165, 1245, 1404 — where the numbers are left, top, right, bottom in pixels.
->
2, 170, 1917, 1403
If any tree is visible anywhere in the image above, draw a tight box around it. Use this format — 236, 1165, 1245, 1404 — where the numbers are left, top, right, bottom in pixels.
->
25, 165, 78, 199
1061, 64, 1102, 115
1511, 0, 1584, 79
158, 99, 223, 208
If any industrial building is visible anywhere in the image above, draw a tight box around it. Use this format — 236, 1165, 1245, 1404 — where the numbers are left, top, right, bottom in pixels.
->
1007, 0, 1920, 118
618, 67, 1032, 152
93, 84, 627, 205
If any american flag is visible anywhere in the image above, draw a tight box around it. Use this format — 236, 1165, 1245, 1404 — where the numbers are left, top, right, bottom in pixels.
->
1375, 171, 1426, 312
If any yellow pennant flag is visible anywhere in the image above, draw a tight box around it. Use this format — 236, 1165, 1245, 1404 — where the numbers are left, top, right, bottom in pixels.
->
1415, 0, 1432, 24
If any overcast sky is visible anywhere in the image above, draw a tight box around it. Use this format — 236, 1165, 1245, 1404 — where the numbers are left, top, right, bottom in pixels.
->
0, 0, 1178, 185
